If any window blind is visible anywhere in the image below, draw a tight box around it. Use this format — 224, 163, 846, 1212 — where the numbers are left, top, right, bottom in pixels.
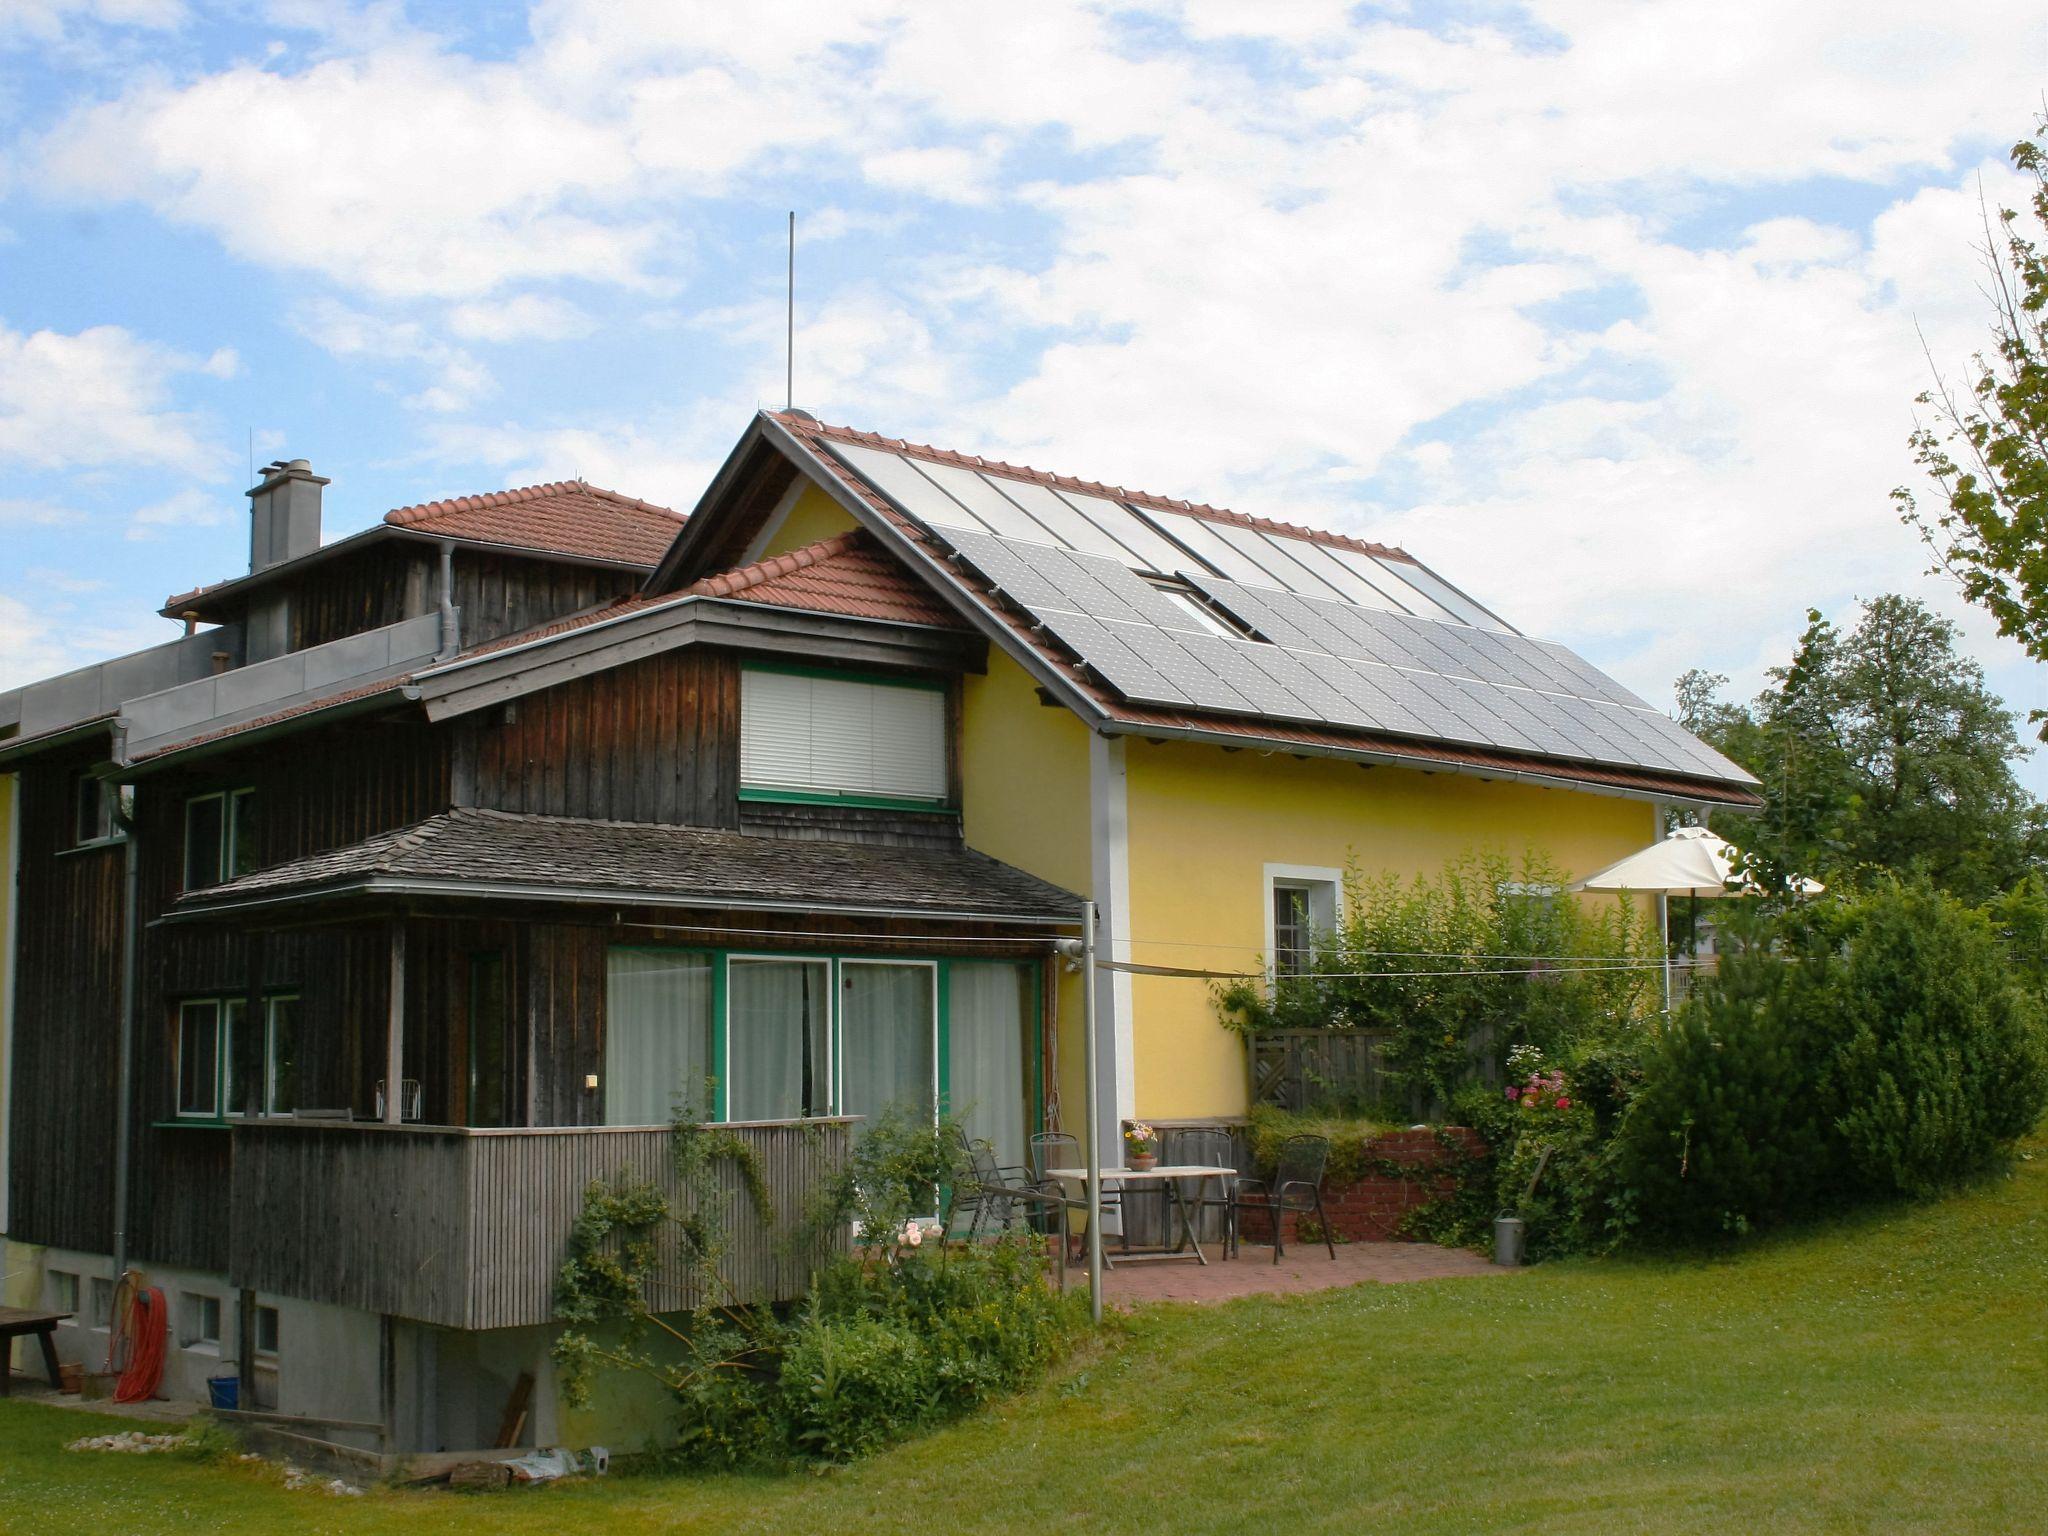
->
740, 669, 945, 802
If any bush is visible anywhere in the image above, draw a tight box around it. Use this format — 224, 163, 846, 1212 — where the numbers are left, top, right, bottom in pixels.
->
1215, 849, 1659, 1108
1612, 880, 2048, 1240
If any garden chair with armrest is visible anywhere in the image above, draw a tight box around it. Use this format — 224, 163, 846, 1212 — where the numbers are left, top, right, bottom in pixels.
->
1231, 1133, 1336, 1263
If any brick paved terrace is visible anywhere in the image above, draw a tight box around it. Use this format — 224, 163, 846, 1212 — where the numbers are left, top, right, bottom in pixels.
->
1086, 1238, 1506, 1306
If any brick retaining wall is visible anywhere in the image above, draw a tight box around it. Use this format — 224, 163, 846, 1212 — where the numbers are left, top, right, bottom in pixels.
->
1262, 1128, 1488, 1245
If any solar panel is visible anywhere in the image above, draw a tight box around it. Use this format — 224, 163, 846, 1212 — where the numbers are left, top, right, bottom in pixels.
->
1054, 488, 1192, 574
909, 458, 1065, 543
1374, 555, 1512, 632
1144, 511, 1284, 586
827, 442, 992, 535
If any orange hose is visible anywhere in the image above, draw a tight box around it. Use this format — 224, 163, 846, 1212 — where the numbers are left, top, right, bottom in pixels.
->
112, 1287, 167, 1404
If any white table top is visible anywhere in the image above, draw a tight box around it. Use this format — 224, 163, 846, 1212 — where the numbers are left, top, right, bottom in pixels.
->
1047, 1164, 1237, 1183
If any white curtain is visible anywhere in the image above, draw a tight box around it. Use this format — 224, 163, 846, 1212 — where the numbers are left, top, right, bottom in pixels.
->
605, 950, 714, 1126
840, 963, 935, 1126
947, 962, 1030, 1168
729, 958, 829, 1121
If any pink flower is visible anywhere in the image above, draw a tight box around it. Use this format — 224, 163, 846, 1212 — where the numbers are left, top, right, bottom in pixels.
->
1505, 1087, 1517, 1101
1555, 1097, 1571, 1110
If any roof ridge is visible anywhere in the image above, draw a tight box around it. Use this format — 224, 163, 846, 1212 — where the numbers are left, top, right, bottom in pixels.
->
771, 411, 1411, 562
684, 529, 869, 599
385, 479, 681, 528
369, 811, 463, 872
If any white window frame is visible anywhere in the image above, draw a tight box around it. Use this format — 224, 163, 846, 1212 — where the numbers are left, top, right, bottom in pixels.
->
1263, 864, 1344, 983
180, 1290, 222, 1349
47, 1269, 79, 1317
254, 1304, 281, 1359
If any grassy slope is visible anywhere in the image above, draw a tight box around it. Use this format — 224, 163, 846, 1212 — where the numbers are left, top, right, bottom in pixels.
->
3, 1140, 2044, 1536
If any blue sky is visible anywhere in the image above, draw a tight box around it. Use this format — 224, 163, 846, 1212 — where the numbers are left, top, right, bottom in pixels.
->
2, 0, 2046, 790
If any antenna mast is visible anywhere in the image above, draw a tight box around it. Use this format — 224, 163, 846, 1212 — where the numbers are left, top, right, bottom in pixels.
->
786, 210, 795, 411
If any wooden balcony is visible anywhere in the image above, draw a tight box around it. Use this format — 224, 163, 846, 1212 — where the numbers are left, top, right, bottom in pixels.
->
227, 1118, 853, 1330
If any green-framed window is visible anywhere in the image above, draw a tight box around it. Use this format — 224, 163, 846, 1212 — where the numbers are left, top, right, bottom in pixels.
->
174, 997, 243, 1119
738, 664, 950, 810
600, 947, 1040, 1169
183, 787, 256, 890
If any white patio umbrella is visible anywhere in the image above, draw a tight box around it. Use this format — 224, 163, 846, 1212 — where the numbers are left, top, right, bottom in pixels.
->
1570, 827, 1823, 1007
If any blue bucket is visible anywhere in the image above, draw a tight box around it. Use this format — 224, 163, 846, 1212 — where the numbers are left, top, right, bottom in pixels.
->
207, 1375, 239, 1411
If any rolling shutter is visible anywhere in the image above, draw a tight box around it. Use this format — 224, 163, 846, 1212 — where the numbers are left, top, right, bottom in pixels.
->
740, 668, 946, 803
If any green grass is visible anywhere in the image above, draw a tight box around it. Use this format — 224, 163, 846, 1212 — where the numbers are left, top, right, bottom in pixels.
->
5, 1139, 2046, 1534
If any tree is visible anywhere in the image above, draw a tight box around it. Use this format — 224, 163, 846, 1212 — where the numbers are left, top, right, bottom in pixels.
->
1895, 120, 2048, 741
1677, 596, 2044, 902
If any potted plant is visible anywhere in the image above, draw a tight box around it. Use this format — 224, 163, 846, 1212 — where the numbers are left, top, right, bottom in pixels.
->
1124, 1121, 1158, 1171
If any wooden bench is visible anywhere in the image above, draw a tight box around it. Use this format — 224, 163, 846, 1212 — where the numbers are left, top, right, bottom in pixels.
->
0, 1307, 70, 1395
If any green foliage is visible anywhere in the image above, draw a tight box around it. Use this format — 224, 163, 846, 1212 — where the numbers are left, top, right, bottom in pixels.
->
557, 1106, 1086, 1469
1678, 597, 2046, 904
1243, 1105, 1398, 1187
1897, 117, 2048, 745
1215, 849, 1659, 1108
1612, 879, 2048, 1241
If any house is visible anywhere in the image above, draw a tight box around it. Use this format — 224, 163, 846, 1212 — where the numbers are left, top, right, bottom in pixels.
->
0, 413, 1758, 1454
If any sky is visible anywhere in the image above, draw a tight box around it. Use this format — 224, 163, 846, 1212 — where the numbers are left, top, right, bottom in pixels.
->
3, 0, 2047, 790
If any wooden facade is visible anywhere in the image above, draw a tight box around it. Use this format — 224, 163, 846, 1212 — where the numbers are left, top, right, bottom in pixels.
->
228, 1119, 853, 1329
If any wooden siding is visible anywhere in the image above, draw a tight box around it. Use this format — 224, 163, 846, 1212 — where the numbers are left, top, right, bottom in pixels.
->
451, 552, 641, 650
454, 649, 741, 829
287, 543, 437, 652
5, 748, 126, 1254
228, 1119, 852, 1329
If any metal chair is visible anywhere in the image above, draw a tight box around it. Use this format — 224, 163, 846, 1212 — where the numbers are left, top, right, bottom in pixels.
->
1164, 1125, 1239, 1256
1231, 1133, 1335, 1263
1028, 1131, 1127, 1255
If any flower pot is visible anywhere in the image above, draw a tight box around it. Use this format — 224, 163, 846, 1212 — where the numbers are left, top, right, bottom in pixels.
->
1129, 1154, 1157, 1172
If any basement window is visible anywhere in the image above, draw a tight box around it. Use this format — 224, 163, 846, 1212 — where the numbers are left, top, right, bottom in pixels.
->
47, 1270, 79, 1316
179, 1292, 222, 1349
255, 1305, 280, 1359
739, 666, 949, 808
183, 787, 256, 889
89, 1276, 114, 1331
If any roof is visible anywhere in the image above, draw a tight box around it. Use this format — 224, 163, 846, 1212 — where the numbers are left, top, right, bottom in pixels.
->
683, 529, 965, 628
383, 479, 686, 565
778, 413, 1412, 563
163, 479, 685, 614
128, 533, 972, 766
171, 806, 1082, 924
759, 410, 1761, 807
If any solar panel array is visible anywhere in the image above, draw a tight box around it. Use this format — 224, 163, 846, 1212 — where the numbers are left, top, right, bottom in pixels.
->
822, 441, 1752, 785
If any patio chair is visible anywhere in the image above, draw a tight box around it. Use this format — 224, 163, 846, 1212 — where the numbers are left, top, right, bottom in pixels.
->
1164, 1125, 1239, 1257
1231, 1133, 1336, 1264
1029, 1131, 1128, 1255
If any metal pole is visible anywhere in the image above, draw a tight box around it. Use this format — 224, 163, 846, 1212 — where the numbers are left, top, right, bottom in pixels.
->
786, 211, 795, 411
110, 801, 141, 1283
1081, 899, 1102, 1325
1660, 893, 1672, 1013
384, 918, 405, 1124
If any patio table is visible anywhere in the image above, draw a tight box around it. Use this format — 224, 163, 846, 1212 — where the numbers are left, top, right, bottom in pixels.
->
1047, 1164, 1238, 1267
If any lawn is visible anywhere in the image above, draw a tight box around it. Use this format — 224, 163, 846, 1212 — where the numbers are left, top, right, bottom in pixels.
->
4, 1138, 2044, 1535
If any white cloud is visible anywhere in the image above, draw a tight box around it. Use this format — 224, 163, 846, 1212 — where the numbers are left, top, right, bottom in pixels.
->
127, 485, 228, 539
294, 298, 494, 413
0, 320, 225, 475
446, 294, 597, 343
0, 0, 184, 45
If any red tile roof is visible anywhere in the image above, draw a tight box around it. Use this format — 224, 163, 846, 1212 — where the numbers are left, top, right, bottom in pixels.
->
685, 530, 965, 628
384, 479, 686, 565
770, 411, 1412, 562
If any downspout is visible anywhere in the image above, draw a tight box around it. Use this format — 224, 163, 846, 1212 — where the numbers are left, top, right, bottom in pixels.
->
110, 779, 141, 1283
435, 539, 459, 661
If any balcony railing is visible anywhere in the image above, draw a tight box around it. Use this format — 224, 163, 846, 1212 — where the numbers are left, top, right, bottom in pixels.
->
227, 1117, 854, 1330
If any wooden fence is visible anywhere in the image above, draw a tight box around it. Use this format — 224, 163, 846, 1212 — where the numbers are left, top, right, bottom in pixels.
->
1246, 1025, 1501, 1115
229, 1118, 853, 1330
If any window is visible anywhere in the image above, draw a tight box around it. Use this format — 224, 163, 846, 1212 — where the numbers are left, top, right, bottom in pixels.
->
180, 1292, 222, 1348
254, 1305, 280, 1358
727, 957, 831, 1121
1148, 582, 1241, 639
603, 950, 713, 1126
47, 1270, 79, 1315
263, 995, 299, 1115
73, 771, 115, 845
175, 997, 245, 1118
740, 668, 947, 807
468, 952, 513, 1128
1265, 866, 1341, 982
89, 1276, 114, 1330
183, 787, 255, 890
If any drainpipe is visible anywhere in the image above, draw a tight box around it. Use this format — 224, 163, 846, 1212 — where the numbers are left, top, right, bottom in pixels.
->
109, 784, 141, 1284
435, 539, 459, 661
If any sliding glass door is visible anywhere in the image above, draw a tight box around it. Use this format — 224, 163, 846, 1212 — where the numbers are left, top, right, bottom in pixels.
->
839, 961, 937, 1127
604, 949, 715, 1126
728, 957, 831, 1121
947, 961, 1032, 1169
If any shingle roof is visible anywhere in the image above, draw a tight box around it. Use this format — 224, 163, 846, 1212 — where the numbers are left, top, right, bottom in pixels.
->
174, 807, 1082, 923
684, 529, 965, 628
383, 479, 686, 565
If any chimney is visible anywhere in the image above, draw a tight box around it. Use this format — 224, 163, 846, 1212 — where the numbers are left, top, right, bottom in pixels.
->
247, 457, 329, 572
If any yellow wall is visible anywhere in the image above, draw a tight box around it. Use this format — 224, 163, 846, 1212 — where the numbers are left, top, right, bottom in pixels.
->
1121, 742, 1659, 1119
756, 483, 857, 559
958, 650, 1095, 1141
